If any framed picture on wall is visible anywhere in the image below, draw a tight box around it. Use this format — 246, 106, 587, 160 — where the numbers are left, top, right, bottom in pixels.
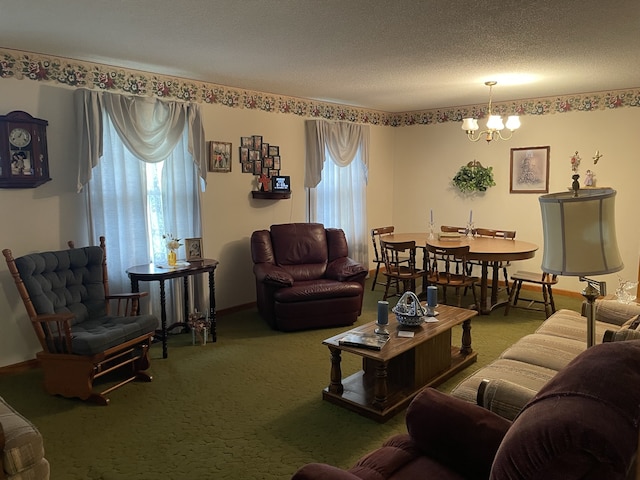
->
208, 141, 232, 172
185, 237, 203, 261
509, 146, 550, 193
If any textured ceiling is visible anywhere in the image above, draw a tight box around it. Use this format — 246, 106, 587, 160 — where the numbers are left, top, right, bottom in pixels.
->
1, 0, 639, 112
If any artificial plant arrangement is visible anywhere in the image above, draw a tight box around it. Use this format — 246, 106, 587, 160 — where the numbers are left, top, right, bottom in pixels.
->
452, 160, 496, 193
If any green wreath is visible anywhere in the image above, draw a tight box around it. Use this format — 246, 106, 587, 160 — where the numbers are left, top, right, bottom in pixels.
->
452, 160, 496, 193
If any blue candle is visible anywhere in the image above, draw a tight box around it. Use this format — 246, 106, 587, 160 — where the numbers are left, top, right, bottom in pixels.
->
427, 286, 438, 307
430, 209, 434, 223
377, 301, 389, 325
469, 210, 473, 223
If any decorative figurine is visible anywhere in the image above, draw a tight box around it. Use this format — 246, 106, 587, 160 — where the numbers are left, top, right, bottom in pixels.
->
584, 169, 595, 187
258, 173, 270, 191
570, 151, 581, 172
592, 150, 603, 164
572, 174, 580, 196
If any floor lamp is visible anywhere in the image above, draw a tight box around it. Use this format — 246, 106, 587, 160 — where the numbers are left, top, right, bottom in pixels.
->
539, 188, 624, 347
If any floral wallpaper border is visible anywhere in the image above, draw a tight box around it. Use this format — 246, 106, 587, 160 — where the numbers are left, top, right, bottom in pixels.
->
1, 47, 639, 127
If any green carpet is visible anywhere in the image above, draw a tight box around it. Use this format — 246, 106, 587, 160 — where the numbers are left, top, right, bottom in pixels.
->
0, 281, 582, 479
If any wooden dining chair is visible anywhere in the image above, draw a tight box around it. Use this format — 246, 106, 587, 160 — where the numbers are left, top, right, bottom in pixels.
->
472, 228, 517, 297
425, 244, 479, 308
438, 225, 467, 274
371, 226, 409, 291
379, 239, 425, 301
504, 271, 558, 318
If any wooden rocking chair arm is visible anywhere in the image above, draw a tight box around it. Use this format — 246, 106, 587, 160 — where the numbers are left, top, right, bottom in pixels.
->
32, 312, 75, 324
32, 313, 74, 353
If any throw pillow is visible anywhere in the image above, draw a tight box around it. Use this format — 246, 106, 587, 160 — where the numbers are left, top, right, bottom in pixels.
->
619, 314, 640, 331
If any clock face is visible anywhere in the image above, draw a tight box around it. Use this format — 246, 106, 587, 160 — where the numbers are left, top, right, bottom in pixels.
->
9, 127, 31, 148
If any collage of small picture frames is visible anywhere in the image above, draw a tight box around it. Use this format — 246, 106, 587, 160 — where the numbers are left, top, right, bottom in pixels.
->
238, 135, 281, 179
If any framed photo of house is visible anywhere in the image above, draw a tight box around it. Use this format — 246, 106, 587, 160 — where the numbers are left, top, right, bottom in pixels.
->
185, 237, 203, 261
509, 146, 550, 193
208, 141, 232, 173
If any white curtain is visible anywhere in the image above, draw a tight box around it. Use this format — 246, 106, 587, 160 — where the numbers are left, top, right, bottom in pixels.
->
305, 120, 369, 265
74, 89, 207, 319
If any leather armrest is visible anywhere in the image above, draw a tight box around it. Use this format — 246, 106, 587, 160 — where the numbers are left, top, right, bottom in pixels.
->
406, 388, 510, 480
253, 263, 294, 287
477, 378, 537, 421
326, 257, 367, 282
291, 463, 361, 480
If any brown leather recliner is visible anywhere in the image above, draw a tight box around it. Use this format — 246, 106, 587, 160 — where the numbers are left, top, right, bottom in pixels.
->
251, 223, 368, 331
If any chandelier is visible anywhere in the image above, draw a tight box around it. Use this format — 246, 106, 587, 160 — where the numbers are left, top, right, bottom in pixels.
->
461, 81, 520, 143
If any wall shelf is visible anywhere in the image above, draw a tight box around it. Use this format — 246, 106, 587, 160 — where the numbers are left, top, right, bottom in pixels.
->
251, 190, 291, 200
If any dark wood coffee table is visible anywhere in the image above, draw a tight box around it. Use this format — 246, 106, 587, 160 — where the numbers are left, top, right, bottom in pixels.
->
322, 304, 478, 422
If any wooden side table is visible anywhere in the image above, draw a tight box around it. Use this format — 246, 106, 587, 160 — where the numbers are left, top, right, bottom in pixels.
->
126, 259, 219, 358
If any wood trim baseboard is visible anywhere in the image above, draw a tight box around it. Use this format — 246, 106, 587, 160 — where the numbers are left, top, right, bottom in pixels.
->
0, 358, 39, 376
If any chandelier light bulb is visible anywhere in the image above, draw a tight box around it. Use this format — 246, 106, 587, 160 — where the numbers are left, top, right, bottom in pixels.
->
462, 81, 520, 143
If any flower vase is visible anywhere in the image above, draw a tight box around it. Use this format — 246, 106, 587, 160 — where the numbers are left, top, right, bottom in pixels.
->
167, 249, 177, 266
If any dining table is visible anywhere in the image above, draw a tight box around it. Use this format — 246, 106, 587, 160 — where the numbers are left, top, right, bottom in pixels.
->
381, 233, 538, 314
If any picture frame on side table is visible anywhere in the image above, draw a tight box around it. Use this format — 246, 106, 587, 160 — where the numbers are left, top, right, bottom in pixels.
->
185, 237, 203, 261
208, 141, 232, 173
509, 146, 550, 193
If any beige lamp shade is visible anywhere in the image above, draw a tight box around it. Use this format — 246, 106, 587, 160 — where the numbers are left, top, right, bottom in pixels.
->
539, 188, 624, 276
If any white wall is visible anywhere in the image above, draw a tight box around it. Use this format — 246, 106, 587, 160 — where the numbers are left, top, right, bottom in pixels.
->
0, 77, 638, 367
392, 107, 640, 293
0, 79, 396, 366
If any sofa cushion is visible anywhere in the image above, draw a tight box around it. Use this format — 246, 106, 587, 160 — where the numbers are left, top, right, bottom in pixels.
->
534, 309, 611, 344
0, 397, 50, 478
594, 299, 640, 327
500, 333, 586, 371
478, 379, 538, 421
450, 358, 556, 405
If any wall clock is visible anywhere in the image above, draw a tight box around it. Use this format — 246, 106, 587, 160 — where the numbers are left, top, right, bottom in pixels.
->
0, 110, 51, 188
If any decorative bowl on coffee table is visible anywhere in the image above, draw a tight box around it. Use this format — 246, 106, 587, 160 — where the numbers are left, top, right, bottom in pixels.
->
392, 291, 427, 326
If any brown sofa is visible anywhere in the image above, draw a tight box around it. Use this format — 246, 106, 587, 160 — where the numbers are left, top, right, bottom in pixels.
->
251, 223, 368, 331
292, 338, 640, 480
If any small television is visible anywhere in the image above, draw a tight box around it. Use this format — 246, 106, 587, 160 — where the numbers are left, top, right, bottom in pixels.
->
272, 175, 290, 192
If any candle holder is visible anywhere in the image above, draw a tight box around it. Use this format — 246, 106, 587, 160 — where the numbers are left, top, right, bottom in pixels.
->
466, 221, 475, 238
375, 323, 390, 336
428, 221, 436, 239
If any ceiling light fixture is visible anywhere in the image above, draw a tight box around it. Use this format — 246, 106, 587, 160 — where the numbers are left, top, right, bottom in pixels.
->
461, 81, 520, 144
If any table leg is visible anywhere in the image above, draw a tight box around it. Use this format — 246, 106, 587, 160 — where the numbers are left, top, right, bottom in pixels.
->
328, 347, 343, 394
479, 262, 490, 314
491, 261, 499, 306
460, 319, 472, 356
373, 361, 388, 410
159, 279, 168, 359
208, 270, 217, 342
183, 276, 190, 333
130, 279, 140, 314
